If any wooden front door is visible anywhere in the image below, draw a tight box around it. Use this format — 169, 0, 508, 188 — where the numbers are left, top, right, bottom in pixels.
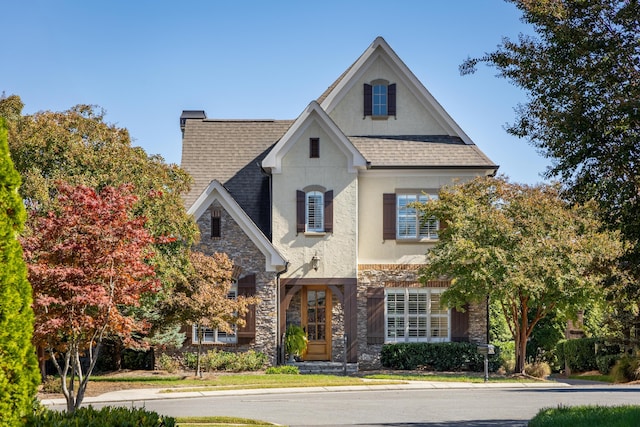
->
302, 286, 332, 361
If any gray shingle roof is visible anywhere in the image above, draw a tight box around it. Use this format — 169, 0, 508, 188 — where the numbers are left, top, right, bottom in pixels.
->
349, 135, 498, 169
181, 119, 293, 235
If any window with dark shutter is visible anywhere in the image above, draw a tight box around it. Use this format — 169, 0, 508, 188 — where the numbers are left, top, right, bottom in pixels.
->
388, 83, 396, 116
236, 274, 256, 340
296, 190, 305, 233
367, 287, 385, 344
363, 83, 372, 116
324, 190, 333, 233
310, 138, 320, 158
383, 193, 396, 240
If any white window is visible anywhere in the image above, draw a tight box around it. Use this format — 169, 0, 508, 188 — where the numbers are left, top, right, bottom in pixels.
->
306, 191, 324, 232
397, 194, 439, 240
385, 288, 449, 343
192, 283, 238, 344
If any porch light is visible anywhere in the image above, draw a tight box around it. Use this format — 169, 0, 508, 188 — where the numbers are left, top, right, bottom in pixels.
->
311, 253, 320, 271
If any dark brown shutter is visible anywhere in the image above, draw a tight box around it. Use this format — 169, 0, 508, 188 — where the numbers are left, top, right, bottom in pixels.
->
363, 83, 372, 116
296, 190, 305, 233
388, 83, 396, 116
324, 190, 333, 233
310, 138, 320, 158
367, 287, 385, 344
383, 193, 396, 240
450, 305, 469, 342
237, 274, 256, 339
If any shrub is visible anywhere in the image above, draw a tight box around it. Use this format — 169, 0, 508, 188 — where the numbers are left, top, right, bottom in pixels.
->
25, 405, 176, 426
494, 340, 515, 374
266, 365, 300, 374
611, 354, 640, 383
181, 352, 198, 370
182, 350, 268, 372
40, 376, 61, 394
157, 353, 179, 373
596, 354, 620, 375
524, 361, 551, 378
381, 342, 501, 372
556, 338, 623, 373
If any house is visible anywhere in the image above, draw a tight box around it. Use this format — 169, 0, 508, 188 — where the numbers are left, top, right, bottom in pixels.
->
179, 37, 498, 370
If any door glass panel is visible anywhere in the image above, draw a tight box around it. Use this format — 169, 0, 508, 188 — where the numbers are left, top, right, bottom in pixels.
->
307, 290, 326, 341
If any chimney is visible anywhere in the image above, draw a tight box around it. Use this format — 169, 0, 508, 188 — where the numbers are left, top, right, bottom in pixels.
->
180, 110, 206, 135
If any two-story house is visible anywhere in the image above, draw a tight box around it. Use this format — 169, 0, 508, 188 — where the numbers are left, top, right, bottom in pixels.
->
180, 37, 498, 370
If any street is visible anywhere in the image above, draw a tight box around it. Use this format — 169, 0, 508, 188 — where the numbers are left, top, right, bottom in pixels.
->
64, 384, 640, 426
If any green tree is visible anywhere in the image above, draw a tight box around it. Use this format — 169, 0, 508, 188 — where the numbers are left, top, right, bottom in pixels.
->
417, 176, 621, 373
170, 251, 258, 377
461, 0, 640, 343
0, 95, 198, 355
0, 117, 39, 425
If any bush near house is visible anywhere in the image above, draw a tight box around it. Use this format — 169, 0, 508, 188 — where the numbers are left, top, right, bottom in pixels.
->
556, 338, 622, 374
182, 350, 268, 372
381, 342, 501, 372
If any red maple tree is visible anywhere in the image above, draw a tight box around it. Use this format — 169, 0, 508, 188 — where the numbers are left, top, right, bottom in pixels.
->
22, 182, 159, 412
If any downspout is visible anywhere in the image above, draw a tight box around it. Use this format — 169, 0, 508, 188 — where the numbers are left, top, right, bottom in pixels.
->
276, 262, 289, 365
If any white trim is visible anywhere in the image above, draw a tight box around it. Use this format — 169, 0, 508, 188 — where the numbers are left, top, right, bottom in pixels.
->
187, 180, 287, 272
384, 287, 450, 343
319, 36, 475, 145
261, 101, 367, 174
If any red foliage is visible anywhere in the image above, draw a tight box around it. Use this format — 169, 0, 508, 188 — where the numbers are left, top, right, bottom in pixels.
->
22, 183, 160, 352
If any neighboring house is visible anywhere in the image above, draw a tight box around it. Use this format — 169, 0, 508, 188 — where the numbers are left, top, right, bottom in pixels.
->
180, 37, 498, 369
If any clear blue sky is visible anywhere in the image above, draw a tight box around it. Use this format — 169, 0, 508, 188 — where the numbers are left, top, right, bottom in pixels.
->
3, 0, 550, 184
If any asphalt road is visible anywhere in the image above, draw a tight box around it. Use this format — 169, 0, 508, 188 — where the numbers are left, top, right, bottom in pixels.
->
74, 384, 640, 426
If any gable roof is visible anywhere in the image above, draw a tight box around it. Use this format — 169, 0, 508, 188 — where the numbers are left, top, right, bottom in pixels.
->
261, 101, 368, 174
318, 36, 476, 145
187, 180, 287, 272
181, 118, 293, 234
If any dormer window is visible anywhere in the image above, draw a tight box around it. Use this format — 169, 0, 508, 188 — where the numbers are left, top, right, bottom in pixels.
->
364, 80, 396, 118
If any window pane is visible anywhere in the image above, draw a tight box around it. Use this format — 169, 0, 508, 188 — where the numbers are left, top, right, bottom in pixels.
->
397, 195, 418, 238
373, 84, 387, 116
306, 191, 324, 232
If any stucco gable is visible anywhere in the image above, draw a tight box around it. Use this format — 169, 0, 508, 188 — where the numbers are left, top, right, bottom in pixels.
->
188, 180, 287, 272
318, 36, 475, 145
261, 101, 367, 174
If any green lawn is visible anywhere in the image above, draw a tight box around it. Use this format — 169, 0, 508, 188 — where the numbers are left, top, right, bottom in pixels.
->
529, 405, 640, 427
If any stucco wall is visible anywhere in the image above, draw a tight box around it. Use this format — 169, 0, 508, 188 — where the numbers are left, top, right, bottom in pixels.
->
328, 51, 452, 137
272, 120, 358, 280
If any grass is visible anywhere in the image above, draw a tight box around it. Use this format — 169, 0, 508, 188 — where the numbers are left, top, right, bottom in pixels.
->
159, 373, 400, 392
364, 372, 537, 383
529, 405, 640, 427
567, 373, 614, 383
176, 416, 275, 426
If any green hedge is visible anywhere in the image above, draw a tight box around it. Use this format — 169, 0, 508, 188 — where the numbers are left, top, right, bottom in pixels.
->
182, 349, 268, 372
25, 406, 175, 426
556, 338, 622, 374
381, 342, 501, 372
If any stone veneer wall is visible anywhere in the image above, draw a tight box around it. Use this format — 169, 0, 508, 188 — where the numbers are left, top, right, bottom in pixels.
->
188, 200, 278, 365
356, 264, 487, 370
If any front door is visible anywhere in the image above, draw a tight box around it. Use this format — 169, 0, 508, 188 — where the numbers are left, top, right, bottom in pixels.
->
302, 286, 332, 361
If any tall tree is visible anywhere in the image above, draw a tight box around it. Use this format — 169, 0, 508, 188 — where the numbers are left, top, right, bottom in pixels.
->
461, 0, 640, 341
171, 251, 258, 377
0, 95, 198, 352
0, 118, 39, 425
21, 183, 159, 412
417, 176, 621, 373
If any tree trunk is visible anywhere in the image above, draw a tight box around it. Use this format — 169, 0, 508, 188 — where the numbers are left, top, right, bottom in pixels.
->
515, 319, 528, 374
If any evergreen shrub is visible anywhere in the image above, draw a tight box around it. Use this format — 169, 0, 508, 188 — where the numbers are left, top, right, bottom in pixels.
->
381, 342, 501, 372
25, 406, 176, 426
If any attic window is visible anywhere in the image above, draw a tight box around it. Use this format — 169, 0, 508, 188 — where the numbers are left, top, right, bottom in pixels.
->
310, 138, 320, 158
364, 80, 396, 118
211, 209, 221, 239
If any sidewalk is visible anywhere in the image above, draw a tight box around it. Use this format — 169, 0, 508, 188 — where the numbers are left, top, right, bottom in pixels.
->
40, 379, 572, 407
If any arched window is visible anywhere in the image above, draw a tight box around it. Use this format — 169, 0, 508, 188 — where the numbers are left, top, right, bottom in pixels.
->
296, 188, 334, 234
364, 79, 396, 117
